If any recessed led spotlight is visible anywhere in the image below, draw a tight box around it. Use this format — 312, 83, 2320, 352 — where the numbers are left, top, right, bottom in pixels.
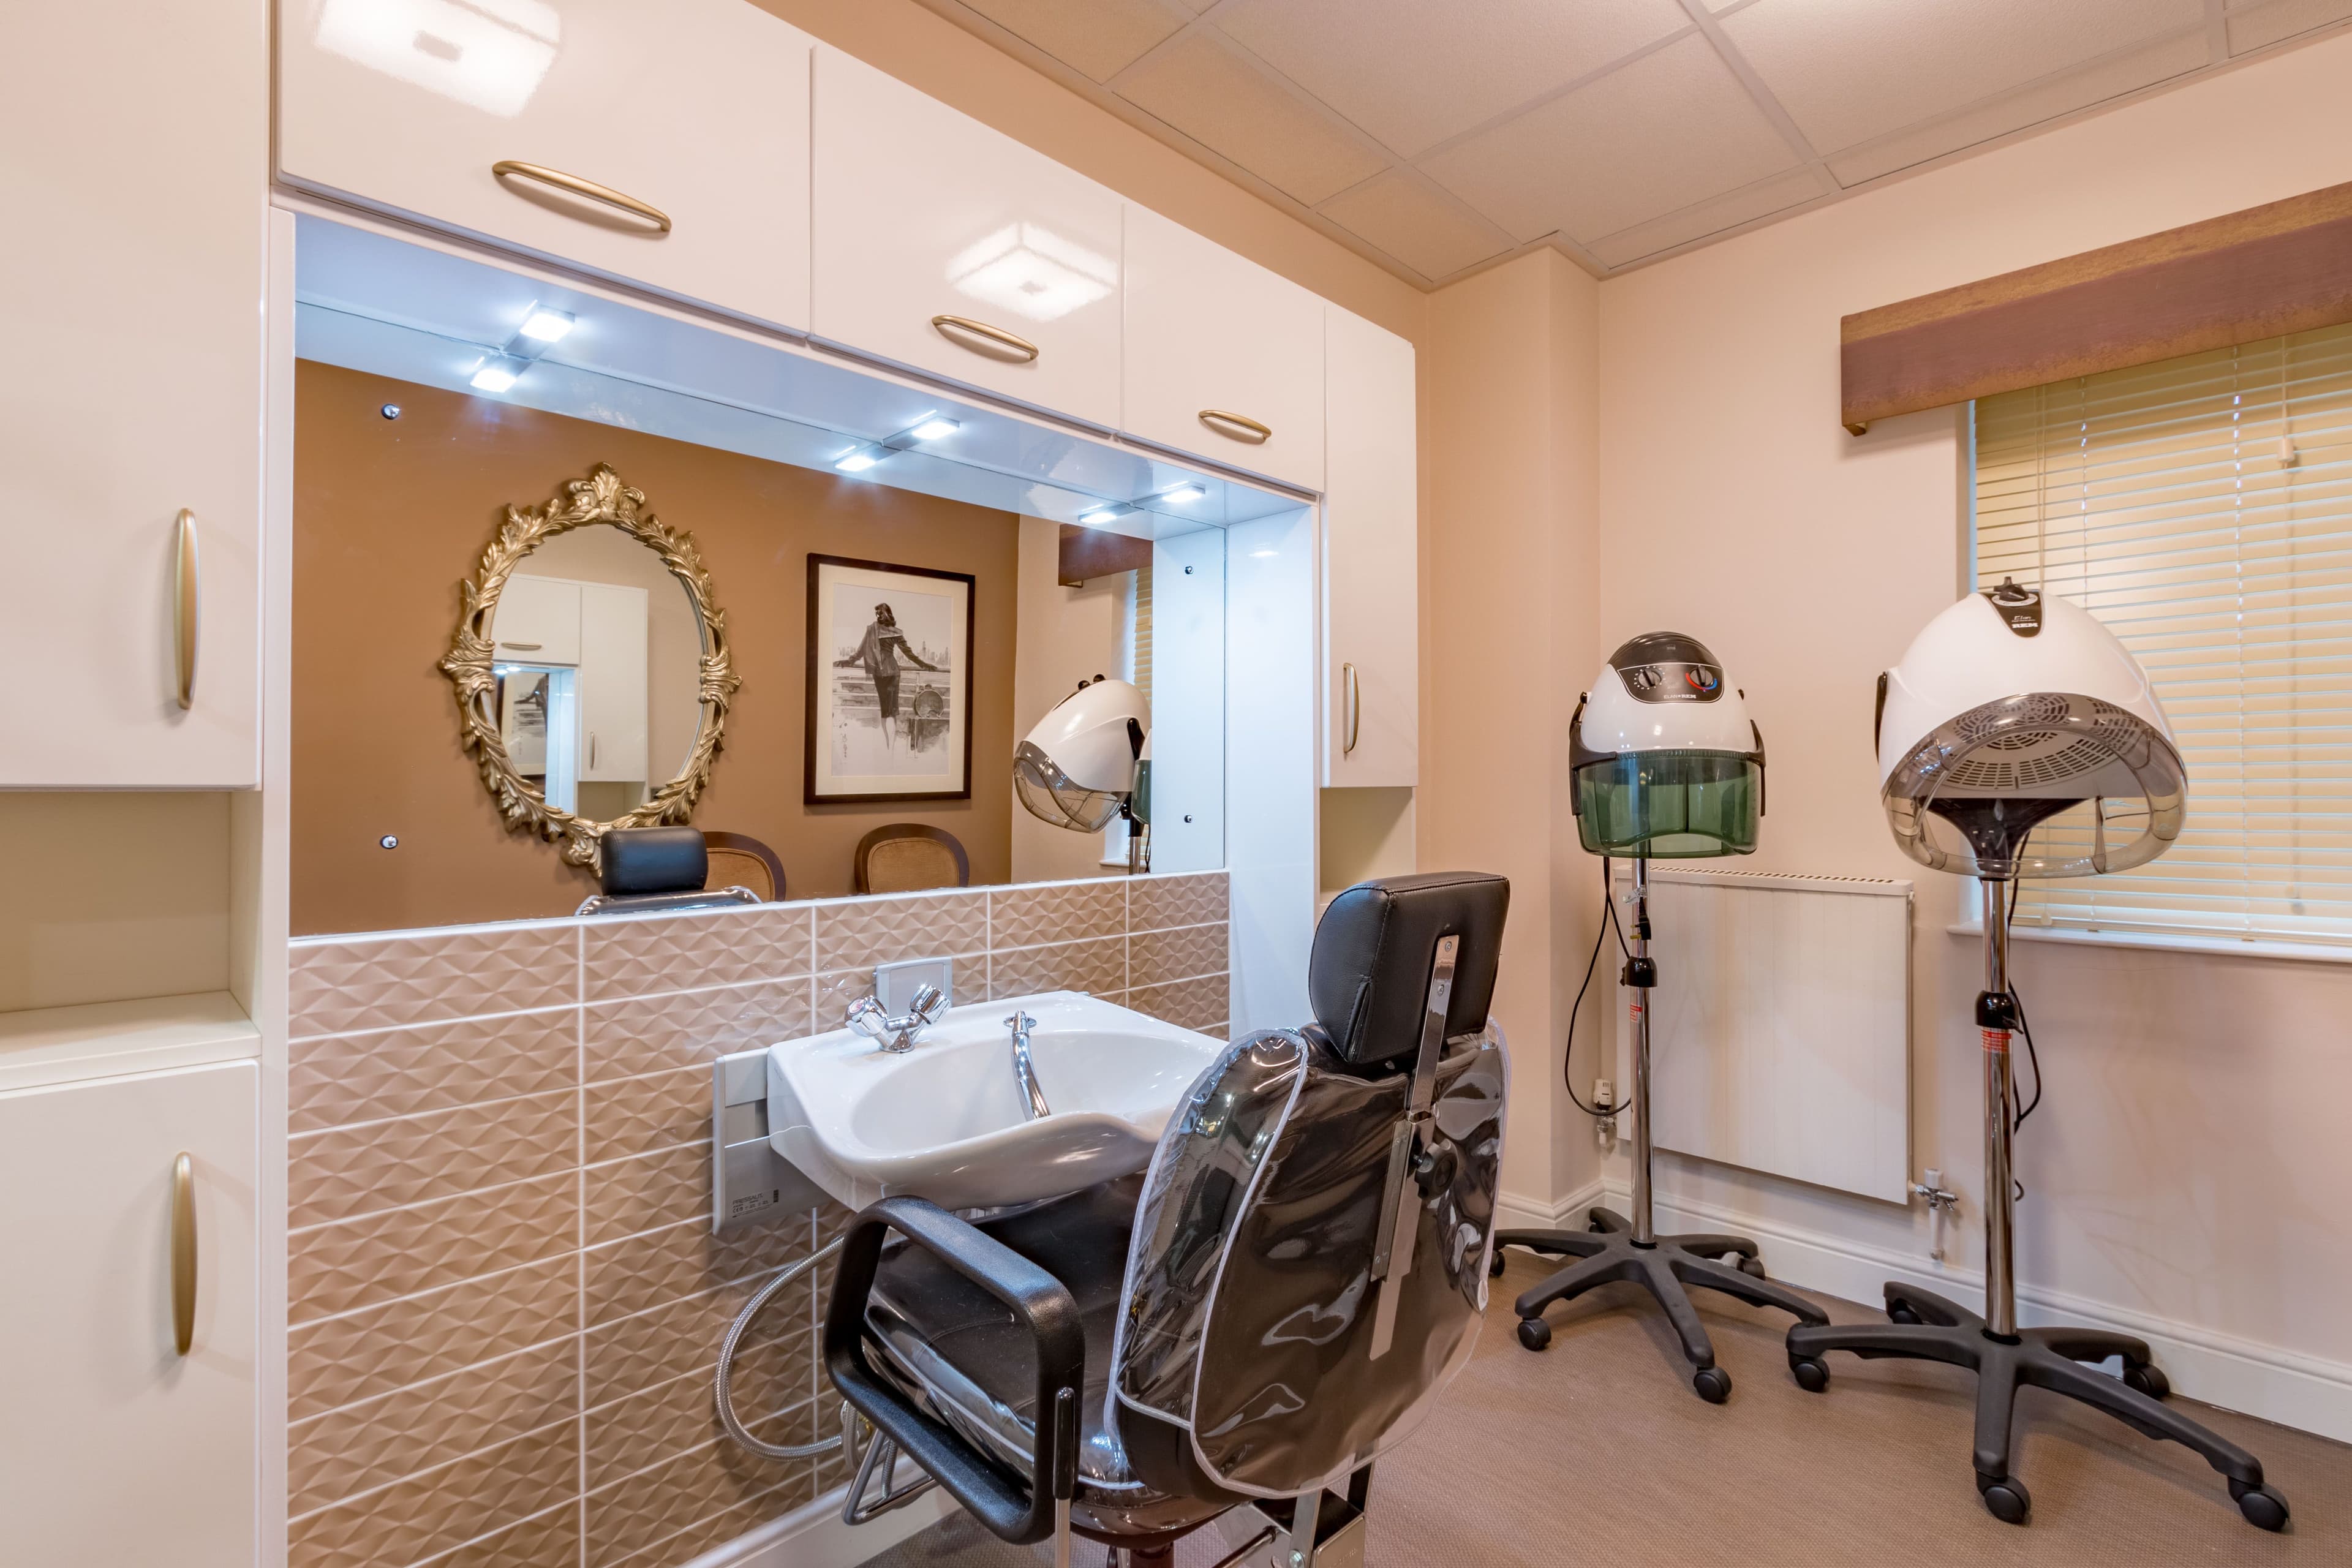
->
1079, 507, 1128, 527
518, 306, 576, 344
907, 415, 960, 442
834, 446, 883, 473
469, 358, 521, 393
1159, 482, 1206, 503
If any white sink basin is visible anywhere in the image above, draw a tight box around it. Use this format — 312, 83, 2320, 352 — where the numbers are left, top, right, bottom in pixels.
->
766, 990, 1227, 1213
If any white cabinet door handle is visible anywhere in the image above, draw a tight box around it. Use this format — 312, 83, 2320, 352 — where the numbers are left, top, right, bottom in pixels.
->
1343, 662, 1360, 756
1199, 409, 1272, 445
930, 315, 1039, 363
173, 509, 200, 711
491, 160, 672, 233
170, 1152, 198, 1355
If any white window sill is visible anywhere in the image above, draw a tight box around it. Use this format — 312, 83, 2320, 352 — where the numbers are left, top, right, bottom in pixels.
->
1946, 921, 2352, 966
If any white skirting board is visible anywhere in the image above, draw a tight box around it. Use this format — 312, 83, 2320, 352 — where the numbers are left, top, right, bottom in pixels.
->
1618, 867, 1912, 1204
680, 1474, 959, 1568
1496, 1180, 2352, 1445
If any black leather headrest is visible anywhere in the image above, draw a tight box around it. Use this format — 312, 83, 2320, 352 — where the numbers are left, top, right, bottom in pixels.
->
1308, 872, 1509, 1067
600, 826, 709, 896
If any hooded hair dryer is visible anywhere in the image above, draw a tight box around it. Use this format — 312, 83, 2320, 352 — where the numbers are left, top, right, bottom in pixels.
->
1013, 676, 1151, 870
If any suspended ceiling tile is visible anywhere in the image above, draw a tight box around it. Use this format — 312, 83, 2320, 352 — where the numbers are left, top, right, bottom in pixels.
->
1113, 28, 1387, 206
1585, 168, 1823, 269
1722, 0, 2204, 157
1419, 34, 1800, 246
1211, 0, 1691, 159
1827, 30, 2208, 188
954, 0, 1190, 82
2227, 0, 2352, 55
1316, 172, 1517, 282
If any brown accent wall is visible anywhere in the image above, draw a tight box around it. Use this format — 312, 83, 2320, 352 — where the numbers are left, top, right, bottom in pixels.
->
292, 362, 1020, 937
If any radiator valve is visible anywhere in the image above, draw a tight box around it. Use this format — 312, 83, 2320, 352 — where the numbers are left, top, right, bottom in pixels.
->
1594, 1079, 1616, 1146
1913, 1167, 1960, 1262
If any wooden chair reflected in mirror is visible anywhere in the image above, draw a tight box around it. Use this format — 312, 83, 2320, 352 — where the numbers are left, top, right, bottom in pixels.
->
703, 831, 785, 902
853, 823, 968, 894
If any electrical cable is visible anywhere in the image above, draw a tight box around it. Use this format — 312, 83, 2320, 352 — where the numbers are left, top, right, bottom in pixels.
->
1559, 856, 1627, 1118
2003, 878, 2046, 1130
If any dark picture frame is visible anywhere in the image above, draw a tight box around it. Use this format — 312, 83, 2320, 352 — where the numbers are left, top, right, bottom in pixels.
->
804, 553, 976, 804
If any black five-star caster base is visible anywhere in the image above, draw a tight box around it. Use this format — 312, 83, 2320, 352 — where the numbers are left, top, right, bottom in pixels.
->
1786, 1284, 2289, 1530
1493, 1207, 1829, 1402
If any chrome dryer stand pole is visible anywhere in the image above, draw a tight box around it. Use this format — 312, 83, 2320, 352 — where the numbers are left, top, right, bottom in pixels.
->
1490, 856, 1826, 1400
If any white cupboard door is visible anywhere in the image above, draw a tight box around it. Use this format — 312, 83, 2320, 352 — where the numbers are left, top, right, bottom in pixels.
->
277, 0, 812, 331
1123, 206, 1324, 490
812, 48, 1123, 428
1, 0, 263, 789
0, 1061, 258, 1567
579, 582, 649, 783
496, 575, 583, 665
1322, 308, 1418, 786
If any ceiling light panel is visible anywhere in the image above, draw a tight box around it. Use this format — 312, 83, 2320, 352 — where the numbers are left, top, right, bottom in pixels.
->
1419, 33, 1800, 245
1213, 0, 1689, 159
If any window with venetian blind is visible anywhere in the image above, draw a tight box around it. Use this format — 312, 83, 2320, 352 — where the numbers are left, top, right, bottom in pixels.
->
1972, 318, 2352, 944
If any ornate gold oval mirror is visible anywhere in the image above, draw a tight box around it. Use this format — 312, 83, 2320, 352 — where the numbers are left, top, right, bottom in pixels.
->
440, 465, 737, 867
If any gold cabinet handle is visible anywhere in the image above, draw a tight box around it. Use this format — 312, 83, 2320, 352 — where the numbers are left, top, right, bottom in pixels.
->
930, 315, 1039, 363
491, 160, 673, 233
1199, 409, 1272, 445
1343, 662, 1360, 756
170, 1153, 198, 1355
173, 509, 200, 711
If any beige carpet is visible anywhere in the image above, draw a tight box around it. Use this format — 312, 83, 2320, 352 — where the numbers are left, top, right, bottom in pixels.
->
855, 1253, 2345, 1567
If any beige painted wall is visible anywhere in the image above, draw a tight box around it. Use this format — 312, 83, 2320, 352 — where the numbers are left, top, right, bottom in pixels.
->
1421, 249, 1604, 1209
1594, 31, 2352, 1379
0, 793, 230, 1012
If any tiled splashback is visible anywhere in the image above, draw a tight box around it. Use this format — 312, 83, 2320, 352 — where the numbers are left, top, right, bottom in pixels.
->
285, 872, 1229, 1568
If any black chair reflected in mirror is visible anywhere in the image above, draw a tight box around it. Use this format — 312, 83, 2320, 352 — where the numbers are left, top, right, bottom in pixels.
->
574, 824, 761, 916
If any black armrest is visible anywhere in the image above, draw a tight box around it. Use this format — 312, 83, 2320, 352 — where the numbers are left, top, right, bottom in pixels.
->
823, 1197, 1084, 1545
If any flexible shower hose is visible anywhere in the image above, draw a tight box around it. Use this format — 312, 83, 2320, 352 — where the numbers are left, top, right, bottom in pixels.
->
715, 1235, 852, 1461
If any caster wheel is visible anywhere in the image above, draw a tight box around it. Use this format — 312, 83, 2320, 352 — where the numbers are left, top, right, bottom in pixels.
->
1977, 1475, 2030, 1526
1517, 1317, 1552, 1352
2123, 1363, 2171, 1400
1790, 1355, 1830, 1393
1737, 1254, 1768, 1279
2229, 1480, 2290, 1532
1692, 1366, 1732, 1403
1489, 1250, 1509, 1278
1888, 1303, 1923, 1325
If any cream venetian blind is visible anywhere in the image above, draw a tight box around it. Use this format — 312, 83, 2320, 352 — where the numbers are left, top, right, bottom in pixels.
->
1973, 319, 2352, 944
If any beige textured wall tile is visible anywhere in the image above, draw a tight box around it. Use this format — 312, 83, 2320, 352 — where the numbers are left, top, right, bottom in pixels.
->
612, 1452, 823, 1567
289, 1089, 579, 1229
290, 1418, 576, 1568
587, 1142, 713, 1246
583, 903, 812, 1002
582, 1270, 809, 1408
584, 979, 813, 1084
987, 935, 1126, 1000
585, 1067, 709, 1163
290, 1172, 577, 1324
291, 1008, 579, 1134
288, 1337, 577, 1516
813, 890, 986, 972
289, 1256, 579, 1420
1129, 871, 1228, 932
291, 923, 579, 1037
585, 1216, 810, 1329
990, 879, 1125, 948
584, 1429, 811, 1568
420, 1500, 579, 1568
584, 1335, 809, 1493
1128, 974, 1230, 1033
1128, 921, 1230, 988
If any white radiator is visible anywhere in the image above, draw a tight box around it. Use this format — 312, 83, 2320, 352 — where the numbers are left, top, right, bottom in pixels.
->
1615, 867, 1913, 1204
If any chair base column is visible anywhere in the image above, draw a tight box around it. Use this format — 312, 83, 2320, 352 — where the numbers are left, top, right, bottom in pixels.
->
1785, 1282, 2290, 1531
1493, 1205, 1828, 1403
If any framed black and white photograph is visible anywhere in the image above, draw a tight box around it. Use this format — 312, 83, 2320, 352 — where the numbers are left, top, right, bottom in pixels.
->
805, 554, 974, 804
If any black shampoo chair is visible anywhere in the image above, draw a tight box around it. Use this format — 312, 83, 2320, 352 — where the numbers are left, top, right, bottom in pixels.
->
823, 872, 1510, 1566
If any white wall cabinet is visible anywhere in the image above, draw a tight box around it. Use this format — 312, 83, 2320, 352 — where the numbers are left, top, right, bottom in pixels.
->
0, 1060, 258, 1567
1, 0, 264, 789
277, 0, 812, 332
1123, 206, 1325, 491
579, 582, 650, 783
497, 575, 584, 665
812, 47, 1125, 428
1322, 308, 1419, 786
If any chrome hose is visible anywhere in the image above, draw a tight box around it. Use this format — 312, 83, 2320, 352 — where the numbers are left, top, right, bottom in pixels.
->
715, 1235, 851, 1461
